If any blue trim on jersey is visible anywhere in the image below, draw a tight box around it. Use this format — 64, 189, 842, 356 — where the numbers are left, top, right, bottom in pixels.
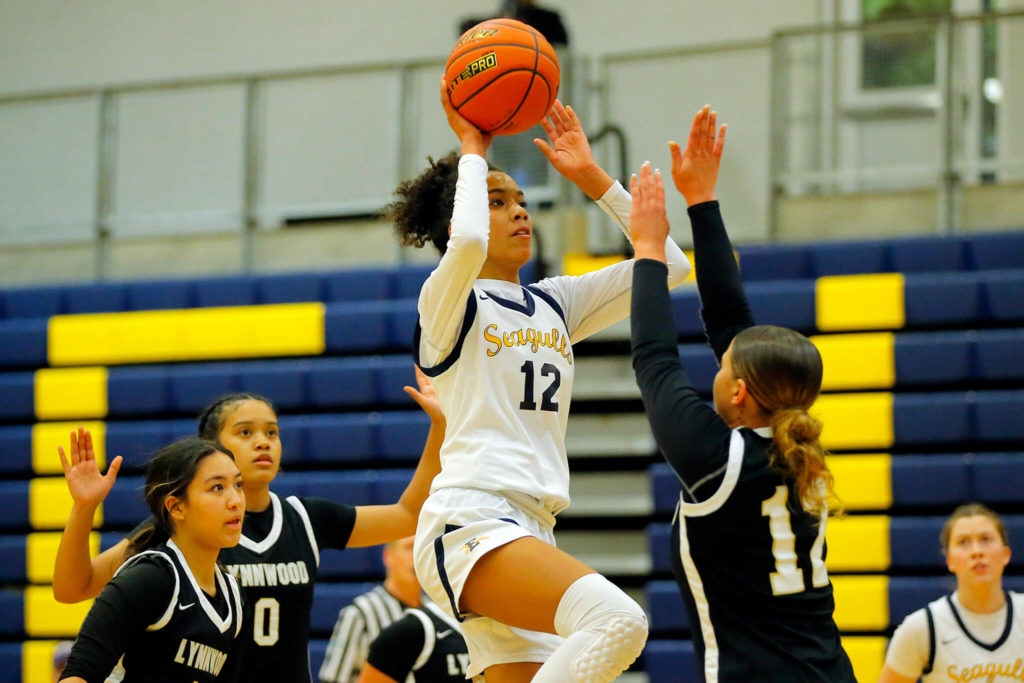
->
415, 294, 478, 378
924, 604, 936, 674
435, 524, 465, 622
524, 285, 566, 327
482, 287, 535, 316
947, 591, 1014, 651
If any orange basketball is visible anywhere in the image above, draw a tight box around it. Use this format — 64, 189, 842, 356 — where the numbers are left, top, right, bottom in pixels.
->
445, 18, 560, 136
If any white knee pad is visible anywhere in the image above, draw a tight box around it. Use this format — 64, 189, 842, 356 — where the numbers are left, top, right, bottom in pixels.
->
552, 573, 649, 683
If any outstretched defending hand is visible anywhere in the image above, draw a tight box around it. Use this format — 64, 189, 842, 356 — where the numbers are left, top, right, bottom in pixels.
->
534, 100, 612, 200
629, 161, 670, 263
669, 105, 726, 207
441, 77, 492, 157
57, 426, 122, 509
404, 365, 444, 424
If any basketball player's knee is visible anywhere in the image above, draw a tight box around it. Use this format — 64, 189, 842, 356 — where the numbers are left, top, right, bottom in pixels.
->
554, 574, 649, 682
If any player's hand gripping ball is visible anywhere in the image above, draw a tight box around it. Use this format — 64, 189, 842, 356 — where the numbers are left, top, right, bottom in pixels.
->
445, 18, 560, 136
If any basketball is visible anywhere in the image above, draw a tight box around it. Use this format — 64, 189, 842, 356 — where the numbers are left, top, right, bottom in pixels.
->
444, 18, 560, 136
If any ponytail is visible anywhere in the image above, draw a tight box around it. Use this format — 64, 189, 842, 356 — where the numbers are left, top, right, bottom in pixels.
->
768, 408, 839, 517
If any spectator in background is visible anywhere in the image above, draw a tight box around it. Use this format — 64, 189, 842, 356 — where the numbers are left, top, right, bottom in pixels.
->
878, 503, 1022, 683
460, 0, 568, 46
319, 537, 426, 683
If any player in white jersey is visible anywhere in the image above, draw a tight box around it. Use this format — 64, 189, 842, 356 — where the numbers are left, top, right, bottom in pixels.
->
388, 82, 691, 682
879, 504, 1024, 683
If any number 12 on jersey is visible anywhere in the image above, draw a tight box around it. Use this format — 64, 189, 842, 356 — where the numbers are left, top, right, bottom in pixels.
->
519, 360, 560, 412
761, 485, 828, 596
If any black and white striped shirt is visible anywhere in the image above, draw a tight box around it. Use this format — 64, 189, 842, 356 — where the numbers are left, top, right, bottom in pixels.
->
317, 585, 413, 683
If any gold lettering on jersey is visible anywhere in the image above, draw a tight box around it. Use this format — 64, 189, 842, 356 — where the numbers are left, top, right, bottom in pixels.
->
946, 658, 1024, 681
225, 561, 310, 587
483, 324, 573, 364
178, 638, 228, 676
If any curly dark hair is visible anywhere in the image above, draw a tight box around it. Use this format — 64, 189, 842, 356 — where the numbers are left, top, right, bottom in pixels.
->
388, 150, 502, 256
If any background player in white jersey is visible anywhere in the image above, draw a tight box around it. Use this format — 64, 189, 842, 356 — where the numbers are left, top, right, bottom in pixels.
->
54, 369, 444, 683
629, 107, 855, 681
59, 438, 247, 682
879, 503, 1023, 683
388, 80, 691, 682
320, 537, 426, 683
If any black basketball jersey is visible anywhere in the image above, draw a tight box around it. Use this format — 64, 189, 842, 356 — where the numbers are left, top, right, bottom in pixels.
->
62, 539, 246, 683
670, 428, 853, 682
365, 601, 470, 682
219, 492, 327, 683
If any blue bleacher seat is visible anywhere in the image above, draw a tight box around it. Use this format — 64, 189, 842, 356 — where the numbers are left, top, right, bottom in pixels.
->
894, 332, 973, 385
972, 390, 1024, 443
979, 270, 1024, 322
0, 592, 23, 636
375, 412, 429, 462
309, 639, 329, 676
318, 545, 384, 580
972, 454, 1024, 504
0, 482, 29, 528
274, 472, 375, 507
737, 243, 812, 282
0, 537, 25, 583
237, 359, 311, 410
649, 463, 681, 515
371, 470, 415, 505
374, 356, 417, 405
975, 329, 1024, 381
644, 639, 698, 683
648, 523, 673, 574
966, 232, 1024, 271
301, 414, 375, 464
0, 426, 31, 473
192, 275, 257, 308
391, 265, 435, 300
64, 282, 126, 314
746, 280, 816, 332
103, 476, 148, 525
324, 302, 390, 352
2, 285, 64, 319
0, 318, 48, 368
810, 240, 888, 277
888, 235, 966, 274
128, 279, 192, 311
677, 344, 719, 394
108, 366, 172, 416
387, 299, 420, 350
904, 273, 982, 327
0, 373, 33, 421
670, 291, 704, 337
0, 641, 20, 681
325, 269, 391, 303
168, 364, 238, 413
646, 580, 690, 634
106, 420, 193, 470
306, 357, 376, 408
893, 393, 972, 446
257, 273, 325, 304
889, 517, 945, 569
310, 582, 376, 633
891, 455, 969, 507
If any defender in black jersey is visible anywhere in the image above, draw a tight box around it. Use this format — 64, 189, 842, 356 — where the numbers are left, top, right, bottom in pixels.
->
55, 370, 444, 683
60, 439, 247, 683
628, 108, 855, 682
360, 601, 470, 683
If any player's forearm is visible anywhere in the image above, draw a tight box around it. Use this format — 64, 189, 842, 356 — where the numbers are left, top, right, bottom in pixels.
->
53, 503, 102, 603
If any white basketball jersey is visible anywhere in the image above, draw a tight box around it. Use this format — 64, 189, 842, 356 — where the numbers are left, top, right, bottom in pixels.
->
922, 592, 1024, 682
417, 278, 575, 514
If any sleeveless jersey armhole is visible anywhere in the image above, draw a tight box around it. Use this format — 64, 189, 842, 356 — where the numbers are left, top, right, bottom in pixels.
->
407, 608, 436, 672
923, 604, 936, 675
286, 495, 320, 567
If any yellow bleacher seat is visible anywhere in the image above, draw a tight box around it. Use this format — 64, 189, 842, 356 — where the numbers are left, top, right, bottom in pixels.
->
48, 303, 325, 366
828, 454, 892, 511
34, 367, 109, 421
32, 421, 106, 476
826, 514, 890, 571
813, 393, 894, 451
812, 332, 895, 391
27, 532, 101, 584
816, 273, 905, 332
24, 586, 91, 637
29, 477, 99, 530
